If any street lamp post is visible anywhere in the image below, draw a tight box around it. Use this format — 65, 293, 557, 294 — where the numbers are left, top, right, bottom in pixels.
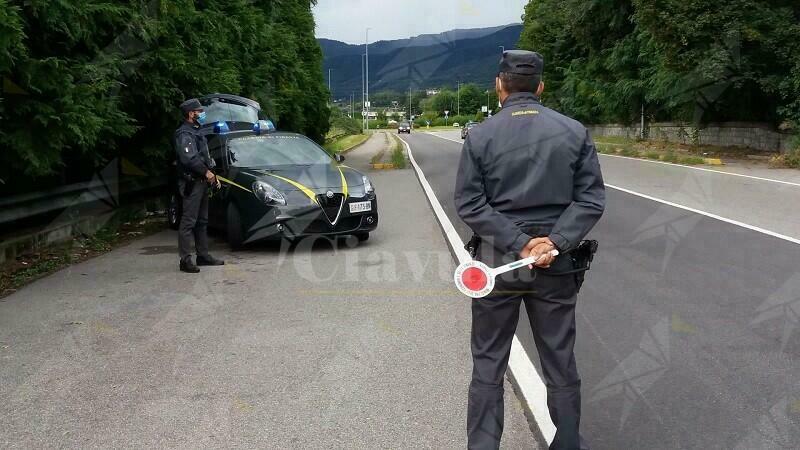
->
365, 27, 371, 132
361, 54, 366, 130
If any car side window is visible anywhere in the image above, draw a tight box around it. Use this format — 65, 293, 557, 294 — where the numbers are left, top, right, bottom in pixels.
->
209, 145, 225, 170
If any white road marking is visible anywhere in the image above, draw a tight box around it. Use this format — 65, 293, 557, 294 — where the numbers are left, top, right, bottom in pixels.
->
606, 183, 800, 245
425, 131, 800, 244
598, 153, 800, 188
398, 135, 558, 445
426, 130, 800, 188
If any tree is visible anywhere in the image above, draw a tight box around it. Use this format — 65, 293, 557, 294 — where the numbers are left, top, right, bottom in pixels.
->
0, 0, 331, 193
458, 84, 484, 116
426, 89, 456, 115
518, 0, 800, 127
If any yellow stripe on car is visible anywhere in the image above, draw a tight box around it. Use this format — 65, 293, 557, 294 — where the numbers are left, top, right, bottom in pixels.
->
265, 173, 319, 205
337, 166, 349, 198
217, 175, 251, 193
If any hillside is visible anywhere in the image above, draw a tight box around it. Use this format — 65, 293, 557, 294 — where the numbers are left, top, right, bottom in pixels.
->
321, 25, 523, 97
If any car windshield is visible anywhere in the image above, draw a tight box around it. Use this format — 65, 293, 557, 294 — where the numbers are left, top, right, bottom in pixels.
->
227, 135, 332, 167
204, 100, 260, 124
399, 122, 410, 127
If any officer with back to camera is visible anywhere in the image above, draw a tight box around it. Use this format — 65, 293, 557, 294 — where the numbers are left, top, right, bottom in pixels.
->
455, 50, 605, 450
175, 98, 224, 273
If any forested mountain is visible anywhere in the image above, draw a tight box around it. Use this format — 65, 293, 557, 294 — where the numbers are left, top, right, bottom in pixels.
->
0, 0, 329, 192
519, 0, 800, 127
321, 25, 523, 97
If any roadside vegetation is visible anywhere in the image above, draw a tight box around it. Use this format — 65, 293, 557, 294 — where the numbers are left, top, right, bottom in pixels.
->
325, 108, 369, 154
0, 211, 165, 299
595, 137, 734, 166
390, 135, 407, 169
0, 1, 329, 198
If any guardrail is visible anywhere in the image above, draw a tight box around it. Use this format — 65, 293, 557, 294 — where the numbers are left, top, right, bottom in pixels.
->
0, 164, 167, 228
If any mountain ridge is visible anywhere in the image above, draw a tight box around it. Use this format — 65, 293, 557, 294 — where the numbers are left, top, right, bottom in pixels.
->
320, 24, 523, 97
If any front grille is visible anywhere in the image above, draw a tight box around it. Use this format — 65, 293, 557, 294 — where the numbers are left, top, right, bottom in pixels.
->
316, 193, 344, 224
296, 216, 362, 234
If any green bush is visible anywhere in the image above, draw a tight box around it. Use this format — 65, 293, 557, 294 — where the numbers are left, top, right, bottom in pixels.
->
662, 152, 680, 163
644, 151, 661, 160
0, 0, 330, 195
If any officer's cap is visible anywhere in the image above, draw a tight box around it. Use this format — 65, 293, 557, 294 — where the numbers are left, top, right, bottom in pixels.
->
179, 98, 204, 114
498, 50, 544, 76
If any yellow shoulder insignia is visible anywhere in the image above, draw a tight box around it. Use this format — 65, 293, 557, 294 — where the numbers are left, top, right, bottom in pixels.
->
512, 110, 539, 117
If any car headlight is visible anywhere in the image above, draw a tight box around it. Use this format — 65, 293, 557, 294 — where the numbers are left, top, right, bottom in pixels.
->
362, 175, 374, 194
252, 181, 286, 205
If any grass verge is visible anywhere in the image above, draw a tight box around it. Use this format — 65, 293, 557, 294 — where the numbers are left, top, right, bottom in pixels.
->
770, 149, 800, 169
0, 213, 166, 299
324, 134, 370, 154
390, 135, 407, 169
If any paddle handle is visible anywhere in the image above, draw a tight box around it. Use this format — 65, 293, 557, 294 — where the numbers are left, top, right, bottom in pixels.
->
492, 250, 560, 276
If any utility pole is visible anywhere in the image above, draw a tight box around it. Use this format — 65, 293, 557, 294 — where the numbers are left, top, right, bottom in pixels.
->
328, 69, 333, 104
457, 82, 461, 117
366, 28, 371, 132
350, 92, 354, 118
640, 103, 645, 140
409, 87, 412, 121
361, 53, 366, 131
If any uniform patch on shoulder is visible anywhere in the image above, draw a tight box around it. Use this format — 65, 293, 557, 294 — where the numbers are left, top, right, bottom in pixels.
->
512, 110, 539, 117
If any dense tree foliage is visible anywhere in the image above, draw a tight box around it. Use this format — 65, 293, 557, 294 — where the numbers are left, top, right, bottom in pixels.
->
519, 0, 800, 127
420, 84, 496, 117
0, 0, 329, 190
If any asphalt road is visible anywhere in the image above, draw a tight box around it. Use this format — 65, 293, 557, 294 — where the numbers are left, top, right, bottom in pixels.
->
401, 130, 800, 450
0, 133, 538, 449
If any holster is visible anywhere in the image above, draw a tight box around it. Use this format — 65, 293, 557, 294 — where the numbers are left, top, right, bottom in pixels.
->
181, 172, 196, 197
565, 240, 599, 291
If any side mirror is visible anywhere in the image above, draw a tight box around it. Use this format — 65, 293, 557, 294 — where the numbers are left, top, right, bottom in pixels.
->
335, 154, 346, 163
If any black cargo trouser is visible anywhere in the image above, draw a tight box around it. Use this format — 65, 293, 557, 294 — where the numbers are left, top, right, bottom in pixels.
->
178, 178, 209, 260
468, 238, 587, 450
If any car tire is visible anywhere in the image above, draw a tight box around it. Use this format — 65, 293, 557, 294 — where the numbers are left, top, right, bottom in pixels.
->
355, 232, 370, 242
168, 193, 181, 230
227, 203, 245, 250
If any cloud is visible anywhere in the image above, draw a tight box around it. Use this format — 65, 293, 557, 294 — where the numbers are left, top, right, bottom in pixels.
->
313, 0, 527, 44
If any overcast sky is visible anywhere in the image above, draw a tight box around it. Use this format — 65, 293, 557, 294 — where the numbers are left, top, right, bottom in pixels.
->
313, 0, 528, 44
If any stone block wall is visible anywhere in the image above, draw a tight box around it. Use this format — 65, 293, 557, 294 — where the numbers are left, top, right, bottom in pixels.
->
588, 122, 794, 153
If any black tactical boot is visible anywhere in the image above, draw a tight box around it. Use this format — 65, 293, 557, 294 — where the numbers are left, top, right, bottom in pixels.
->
197, 254, 225, 266
180, 257, 200, 273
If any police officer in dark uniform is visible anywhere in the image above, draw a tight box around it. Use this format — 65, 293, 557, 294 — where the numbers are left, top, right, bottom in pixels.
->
175, 98, 224, 273
455, 51, 605, 449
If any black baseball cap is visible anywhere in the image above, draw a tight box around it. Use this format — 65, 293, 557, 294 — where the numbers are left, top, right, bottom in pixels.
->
498, 50, 544, 76
179, 98, 204, 114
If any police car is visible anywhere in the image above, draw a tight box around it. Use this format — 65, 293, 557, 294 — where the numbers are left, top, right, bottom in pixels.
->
168, 94, 379, 248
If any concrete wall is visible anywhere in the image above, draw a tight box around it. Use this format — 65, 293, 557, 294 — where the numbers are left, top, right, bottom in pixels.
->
588, 122, 794, 153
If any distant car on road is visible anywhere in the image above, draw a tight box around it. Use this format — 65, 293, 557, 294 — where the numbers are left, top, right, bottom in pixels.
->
461, 121, 479, 139
398, 122, 412, 134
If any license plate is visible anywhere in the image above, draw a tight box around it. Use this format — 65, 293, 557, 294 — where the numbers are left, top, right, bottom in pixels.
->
349, 201, 372, 213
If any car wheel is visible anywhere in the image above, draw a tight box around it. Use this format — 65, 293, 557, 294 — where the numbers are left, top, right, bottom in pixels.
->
227, 203, 245, 250
168, 193, 181, 230
355, 232, 370, 242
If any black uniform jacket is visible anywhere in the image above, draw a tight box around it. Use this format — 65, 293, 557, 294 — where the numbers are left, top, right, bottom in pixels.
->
454, 92, 605, 256
174, 122, 214, 178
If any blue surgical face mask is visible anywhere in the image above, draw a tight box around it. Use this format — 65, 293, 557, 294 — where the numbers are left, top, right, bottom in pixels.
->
196, 111, 207, 125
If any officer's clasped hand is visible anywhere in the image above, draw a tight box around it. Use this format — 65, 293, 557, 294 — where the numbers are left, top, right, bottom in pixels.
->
521, 237, 557, 269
